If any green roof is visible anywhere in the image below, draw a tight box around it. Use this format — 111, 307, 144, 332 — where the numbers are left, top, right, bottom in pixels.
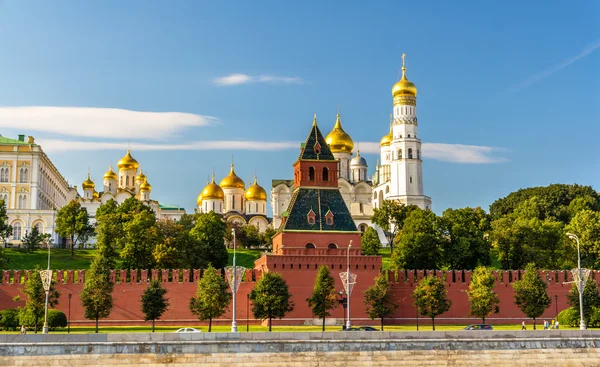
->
298, 122, 335, 161
159, 204, 185, 211
0, 135, 30, 145
280, 188, 358, 232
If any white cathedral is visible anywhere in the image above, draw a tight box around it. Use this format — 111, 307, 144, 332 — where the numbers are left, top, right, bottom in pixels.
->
271, 56, 431, 238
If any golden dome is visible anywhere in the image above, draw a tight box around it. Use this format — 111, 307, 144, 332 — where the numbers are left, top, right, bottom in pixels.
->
219, 164, 245, 189
92, 191, 100, 199
325, 114, 354, 154
392, 58, 417, 97
82, 173, 95, 190
103, 166, 118, 180
201, 175, 225, 200
139, 177, 152, 192
117, 149, 139, 171
136, 170, 146, 182
245, 177, 267, 201
196, 194, 203, 206
380, 124, 393, 147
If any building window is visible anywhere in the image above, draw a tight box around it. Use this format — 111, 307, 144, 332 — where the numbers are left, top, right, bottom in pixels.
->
385, 186, 389, 194
126, 176, 129, 187
410, 176, 413, 183
13, 222, 22, 240
407, 134, 411, 138
417, 149, 420, 159
307, 209, 316, 225
408, 148, 413, 159
35, 223, 43, 233
398, 149, 402, 159
326, 217, 333, 225
18, 195, 27, 209
306, 243, 316, 249
322, 167, 329, 181
0, 168, 8, 182
309, 167, 315, 181
327, 243, 337, 249
19, 168, 28, 183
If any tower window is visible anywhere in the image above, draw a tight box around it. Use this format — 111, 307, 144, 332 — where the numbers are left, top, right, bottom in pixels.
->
410, 176, 413, 183
306, 243, 316, 249
398, 149, 402, 159
417, 149, 420, 159
309, 167, 315, 181
407, 134, 411, 138
126, 176, 129, 186
408, 148, 413, 159
322, 167, 329, 181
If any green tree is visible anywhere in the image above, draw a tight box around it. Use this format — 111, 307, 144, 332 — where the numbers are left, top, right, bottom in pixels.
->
22, 226, 43, 253
512, 263, 551, 330
250, 272, 294, 331
95, 199, 123, 255
141, 279, 169, 332
392, 209, 443, 269
364, 272, 397, 330
121, 210, 159, 269
566, 210, 600, 268
55, 200, 94, 255
440, 207, 491, 269
566, 278, 600, 327
16, 267, 60, 333
0, 199, 12, 253
80, 245, 114, 333
190, 212, 228, 269
371, 200, 415, 253
466, 266, 499, 323
361, 227, 381, 256
189, 265, 231, 332
242, 225, 262, 249
306, 265, 337, 331
260, 227, 277, 250
0, 309, 19, 331
412, 275, 451, 330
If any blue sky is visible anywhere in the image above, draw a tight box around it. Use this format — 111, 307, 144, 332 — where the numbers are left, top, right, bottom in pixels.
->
0, 1, 598, 215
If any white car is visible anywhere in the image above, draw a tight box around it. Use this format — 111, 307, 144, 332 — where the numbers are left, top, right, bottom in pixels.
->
174, 327, 202, 333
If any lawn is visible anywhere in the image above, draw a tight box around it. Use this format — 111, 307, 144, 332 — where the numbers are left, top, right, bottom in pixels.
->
2, 248, 263, 270
379, 247, 392, 269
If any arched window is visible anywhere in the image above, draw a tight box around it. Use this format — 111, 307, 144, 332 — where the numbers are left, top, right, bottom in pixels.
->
398, 149, 402, 159
373, 192, 377, 200
35, 223, 43, 233
126, 176, 129, 187
309, 167, 315, 181
327, 243, 337, 249
322, 167, 329, 181
385, 186, 389, 194
109, 183, 112, 191
417, 149, 420, 159
0, 168, 7, 182
410, 176, 413, 183
306, 243, 316, 249
13, 222, 22, 240
408, 148, 413, 159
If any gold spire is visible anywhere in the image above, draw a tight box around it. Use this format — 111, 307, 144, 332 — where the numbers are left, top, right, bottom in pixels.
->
245, 176, 267, 201
219, 164, 245, 189
104, 166, 118, 180
379, 123, 393, 147
392, 53, 417, 98
117, 149, 139, 170
325, 112, 354, 154
82, 172, 95, 190
312, 113, 317, 126
200, 174, 225, 201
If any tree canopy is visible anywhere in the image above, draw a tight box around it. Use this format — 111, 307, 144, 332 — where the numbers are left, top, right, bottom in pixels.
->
306, 265, 337, 331
250, 272, 294, 331
512, 263, 551, 329
55, 200, 94, 255
16, 267, 60, 333
361, 227, 381, 256
364, 272, 397, 330
189, 265, 231, 332
412, 275, 451, 330
141, 279, 169, 332
466, 266, 499, 323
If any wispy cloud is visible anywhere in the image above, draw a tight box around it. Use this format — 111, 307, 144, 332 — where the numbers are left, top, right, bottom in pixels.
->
213, 73, 303, 86
39, 138, 507, 164
357, 142, 507, 164
0, 106, 216, 140
514, 39, 600, 90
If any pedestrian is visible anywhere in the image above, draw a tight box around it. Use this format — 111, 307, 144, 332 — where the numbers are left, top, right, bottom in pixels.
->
555, 320, 559, 330
521, 321, 526, 330
551, 319, 555, 329
543, 320, 547, 330
20, 325, 26, 335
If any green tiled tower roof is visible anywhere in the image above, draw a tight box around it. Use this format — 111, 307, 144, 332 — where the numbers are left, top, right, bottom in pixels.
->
298, 116, 335, 161
0, 135, 31, 145
280, 188, 358, 232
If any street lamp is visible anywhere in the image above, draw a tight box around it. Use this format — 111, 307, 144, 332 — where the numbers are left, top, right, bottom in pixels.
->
246, 293, 250, 332
346, 241, 352, 330
231, 228, 238, 332
554, 295, 558, 319
40, 240, 52, 334
338, 291, 347, 329
68, 293, 72, 334
566, 233, 586, 330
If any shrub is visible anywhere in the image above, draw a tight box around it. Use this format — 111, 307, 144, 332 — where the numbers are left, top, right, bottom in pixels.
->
588, 307, 600, 328
0, 309, 19, 331
47, 309, 67, 330
557, 307, 579, 327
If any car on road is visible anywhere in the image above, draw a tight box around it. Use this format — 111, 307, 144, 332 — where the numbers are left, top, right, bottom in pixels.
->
463, 324, 493, 330
342, 326, 379, 331
174, 327, 202, 333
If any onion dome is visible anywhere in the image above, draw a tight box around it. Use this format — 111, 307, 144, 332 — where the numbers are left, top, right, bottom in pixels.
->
219, 164, 245, 189
245, 177, 267, 201
380, 124, 393, 147
201, 175, 225, 200
196, 194, 203, 206
136, 170, 146, 182
117, 149, 139, 170
392, 61, 417, 97
140, 177, 152, 192
350, 151, 367, 167
92, 191, 100, 199
103, 166, 118, 180
82, 173, 95, 190
325, 114, 354, 154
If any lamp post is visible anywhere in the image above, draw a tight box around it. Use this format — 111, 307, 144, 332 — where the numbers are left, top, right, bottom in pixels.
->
40, 238, 52, 334
246, 293, 250, 332
566, 233, 586, 330
68, 294, 72, 334
231, 228, 238, 332
346, 241, 352, 330
554, 295, 558, 319
338, 290, 347, 329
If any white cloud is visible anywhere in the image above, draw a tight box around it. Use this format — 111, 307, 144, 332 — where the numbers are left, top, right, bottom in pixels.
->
514, 39, 600, 90
39, 138, 507, 164
213, 73, 303, 86
0, 106, 215, 140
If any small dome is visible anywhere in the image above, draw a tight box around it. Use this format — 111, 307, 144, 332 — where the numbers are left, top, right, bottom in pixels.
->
350, 151, 367, 166
392, 66, 417, 98
117, 149, 139, 171
380, 124, 393, 147
136, 170, 146, 182
220, 164, 245, 189
325, 114, 354, 154
82, 173, 95, 190
245, 177, 267, 201
103, 166, 118, 180
201, 175, 225, 200
139, 177, 152, 192
196, 194, 203, 206
92, 191, 100, 199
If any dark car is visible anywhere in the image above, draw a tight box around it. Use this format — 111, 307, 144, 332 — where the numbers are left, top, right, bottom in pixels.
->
463, 324, 493, 330
342, 326, 379, 331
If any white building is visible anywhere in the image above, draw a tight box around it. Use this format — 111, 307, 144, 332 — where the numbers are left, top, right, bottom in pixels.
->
197, 165, 270, 232
0, 134, 77, 246
77, 150, 186, 224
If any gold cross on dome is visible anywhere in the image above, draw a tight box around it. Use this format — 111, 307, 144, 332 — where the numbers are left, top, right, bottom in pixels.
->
401, 53, 406, 67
